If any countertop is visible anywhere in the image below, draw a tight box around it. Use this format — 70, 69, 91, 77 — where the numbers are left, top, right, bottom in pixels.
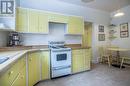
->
0, 44, 91, 74
65, 44, 91, 49
0, 48, 49, 74
0, 44, 91, 51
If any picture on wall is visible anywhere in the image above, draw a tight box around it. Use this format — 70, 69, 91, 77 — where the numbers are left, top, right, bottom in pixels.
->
98, 34, 105, 41
120, 23, 129, 38
99, 25, 104, 32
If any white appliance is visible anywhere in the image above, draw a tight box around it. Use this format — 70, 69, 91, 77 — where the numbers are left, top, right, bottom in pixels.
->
49, 41, 72, 78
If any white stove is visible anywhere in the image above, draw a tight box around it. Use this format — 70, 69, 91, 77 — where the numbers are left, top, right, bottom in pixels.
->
49, 41, 72, 78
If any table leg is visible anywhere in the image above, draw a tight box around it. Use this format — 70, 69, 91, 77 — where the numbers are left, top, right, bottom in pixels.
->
112, 51, 125, 68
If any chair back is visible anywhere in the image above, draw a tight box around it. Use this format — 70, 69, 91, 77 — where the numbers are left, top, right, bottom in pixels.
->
98, 46, 108, 57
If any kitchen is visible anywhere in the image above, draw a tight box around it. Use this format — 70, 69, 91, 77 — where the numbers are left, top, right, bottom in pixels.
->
0, 0, 130, 86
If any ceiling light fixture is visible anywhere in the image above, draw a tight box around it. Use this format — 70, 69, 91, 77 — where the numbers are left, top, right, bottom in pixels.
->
113, 0, 125, 17
114, 10, 124, 17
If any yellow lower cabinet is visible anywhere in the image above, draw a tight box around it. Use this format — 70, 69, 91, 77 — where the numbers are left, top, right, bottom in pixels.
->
0, 55, 26, 86
72, 49, 91, 74
72, 49, 84, 73
41, 51, 50, 80
72, 54, 84, 73
84, 49, 91, 70
28, 52, 40, 86
11, 66, 26, 86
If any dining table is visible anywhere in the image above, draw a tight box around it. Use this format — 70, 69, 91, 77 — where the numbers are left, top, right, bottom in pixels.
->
107, 47, 130, 68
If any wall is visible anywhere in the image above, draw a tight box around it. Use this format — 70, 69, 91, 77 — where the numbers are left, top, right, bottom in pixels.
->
92, 23, 109, 63
110, 6, 130, 57
0, 31, 9, 47
19, 0, 111, 25
21, 23, 82, 45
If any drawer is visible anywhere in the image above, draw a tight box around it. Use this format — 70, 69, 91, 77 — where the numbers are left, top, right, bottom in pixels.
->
0, 55, 26, 86
72, 50, 83, 55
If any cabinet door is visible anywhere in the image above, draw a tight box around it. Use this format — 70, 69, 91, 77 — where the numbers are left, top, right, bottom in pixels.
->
16, 8, 28, 32
41, 51, 50, 80
11, 66, 26, 86
72, 50, 84, 73
84, 49, 91, 70
67, 16, 84, 34
28, 10, 39, 33
0, 56, 26, 86
38, 12, 49, 33
48, 13, 68, 23
28, 52, 40, 86
82, 24, 92, 47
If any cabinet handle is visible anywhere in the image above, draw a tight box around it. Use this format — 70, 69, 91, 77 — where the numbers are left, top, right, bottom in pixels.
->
9, 71, 14, 75
29, 58, 32, 61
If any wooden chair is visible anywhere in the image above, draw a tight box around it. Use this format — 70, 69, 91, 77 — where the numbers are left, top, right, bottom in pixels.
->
120, 57, 130, 69
98, 46, 112, 67
107, 45, 119, 63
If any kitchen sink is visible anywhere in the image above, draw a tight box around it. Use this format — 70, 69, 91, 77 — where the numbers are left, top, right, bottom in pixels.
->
0, 51, 22, 64
0, 57, 9, 64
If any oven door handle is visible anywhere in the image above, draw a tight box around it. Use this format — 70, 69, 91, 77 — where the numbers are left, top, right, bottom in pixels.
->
53, 66, 71, 70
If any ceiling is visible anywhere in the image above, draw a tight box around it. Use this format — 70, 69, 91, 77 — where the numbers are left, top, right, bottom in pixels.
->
58, 0, 130, 12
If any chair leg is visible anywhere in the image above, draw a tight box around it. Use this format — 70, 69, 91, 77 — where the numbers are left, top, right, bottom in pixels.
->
120, 58, 124, 69
99, 56, 103, 64
108, 57, 111, 67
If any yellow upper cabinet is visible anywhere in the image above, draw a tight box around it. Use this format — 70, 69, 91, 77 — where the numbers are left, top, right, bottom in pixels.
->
67, 16, 84, 35
38, 12, 49, 33
16, 8, 84, 34
28, 10, 49, 33
16, 8, 28, 32
28, 10, 39, 33
16, 8, 49, 33
48, 13, 68, 23
82, 23, 92, 47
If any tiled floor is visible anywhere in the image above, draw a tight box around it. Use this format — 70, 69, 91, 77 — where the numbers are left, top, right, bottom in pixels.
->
36, 64, 130, 86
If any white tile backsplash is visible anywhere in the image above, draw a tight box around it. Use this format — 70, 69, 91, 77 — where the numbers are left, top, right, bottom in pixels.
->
0, 31, 8, 47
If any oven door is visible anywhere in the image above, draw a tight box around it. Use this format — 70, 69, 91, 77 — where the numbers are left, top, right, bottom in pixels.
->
51, 50, 71, 68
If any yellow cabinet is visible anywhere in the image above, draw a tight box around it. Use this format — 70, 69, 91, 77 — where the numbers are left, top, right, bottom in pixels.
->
27, 10, 49, 33
84, 49, 91, 70
67, 16, 84, 34
48, 13, 68, 23
11, 66, 26, 86
28, 10, 39, 33
82, 23, 92, 47
0, 55, 26, 86
38, 12, 49, 33
72, 49, 84, 73
72, 49, 91, 73
16, 8, 28, 32
41, 51, 50, 80
28, 51, 40, 86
